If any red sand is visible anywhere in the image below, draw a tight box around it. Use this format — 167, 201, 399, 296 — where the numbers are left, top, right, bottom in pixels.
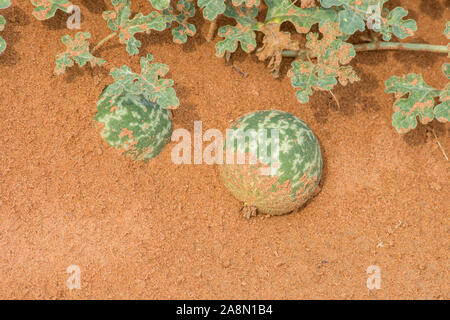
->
0, 0, 448, 299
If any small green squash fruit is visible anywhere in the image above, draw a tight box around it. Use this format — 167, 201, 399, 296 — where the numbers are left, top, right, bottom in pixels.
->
94, 89, 173, 161
218, 110, 322, 216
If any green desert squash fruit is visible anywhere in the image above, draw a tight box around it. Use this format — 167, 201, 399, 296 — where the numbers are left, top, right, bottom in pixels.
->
219, 110, 322, 216
94, 89, 173, 161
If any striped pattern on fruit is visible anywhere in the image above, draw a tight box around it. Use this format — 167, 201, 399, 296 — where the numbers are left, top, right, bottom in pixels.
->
219, 110, 322, 215
94, 90, 172, 161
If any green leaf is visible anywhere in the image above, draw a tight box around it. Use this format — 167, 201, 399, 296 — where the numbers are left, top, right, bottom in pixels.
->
266, 0, 337, 34
444, 21, 450, 39
0, 1, 8, 55
378, 7, 417, 41
288, 22, 359, 103
442, 63, 450, 80
198, 0, 226, 21
103, 54, 180, 110
54, 32, 106, 75
320, 0, 416, 39
164, 0, 196, 44
0, 36, 5, 54
445, 21, 450, 57
434, 84, 449, 123
320, 0, 372, 34
215, 3, 258, 57
103, 0, 172, 55
31, 0, 73, 20
148, 0, 170, 10
0, 0, 11, 10
232, 0, 260, 6
0, 14, 5, 31
434, 64, 450, 123
385, 74, 444, 133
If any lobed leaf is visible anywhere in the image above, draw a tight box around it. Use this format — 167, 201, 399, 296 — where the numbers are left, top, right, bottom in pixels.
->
148, 0, 170, 10
378, 7, 417, 41
103, 0, 172, 55
320, 0, 416, 40
265, 0, 338, 34
288, 22, 359, 103
232, 0, 260, 7
31, 0, 73, 20
215, 3, 258, 57
198, 0, 226, 21
0, 0, 11, 9
102, 54, 180, 110
54, 32, 106, 75
434, 64, 450, 123
385, 74, 445, 133
163, 0, 196, 44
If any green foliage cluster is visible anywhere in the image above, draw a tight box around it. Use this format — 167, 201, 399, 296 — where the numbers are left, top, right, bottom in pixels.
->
2, 1, 449, 160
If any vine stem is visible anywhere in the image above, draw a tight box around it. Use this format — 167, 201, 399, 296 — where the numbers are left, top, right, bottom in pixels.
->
282, 41, 449, 57
206, 19, 217, 42
92, 32, 117, 53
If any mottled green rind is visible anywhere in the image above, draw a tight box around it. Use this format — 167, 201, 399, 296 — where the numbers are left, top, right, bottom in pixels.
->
219, 110, 322, 215
95, 90, 172, 161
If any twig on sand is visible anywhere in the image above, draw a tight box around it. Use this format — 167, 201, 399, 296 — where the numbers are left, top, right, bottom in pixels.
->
232, 64, 249, 78
328, 90, 341, 109
431, 129, 448, 161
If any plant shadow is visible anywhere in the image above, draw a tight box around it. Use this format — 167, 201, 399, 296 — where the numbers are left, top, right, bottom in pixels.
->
401, 121, 449, 148
41, 9, 70, 30
418, 0, 446, 20
309, 65, 381, 125
61, 64, 109, 84
171, 83, 201, 132
79, 0, 107, 14
0, 5, 30, 66
391, 38, 441, 69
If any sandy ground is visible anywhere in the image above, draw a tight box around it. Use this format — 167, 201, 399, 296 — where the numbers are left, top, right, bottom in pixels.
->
0, 0, 448, 299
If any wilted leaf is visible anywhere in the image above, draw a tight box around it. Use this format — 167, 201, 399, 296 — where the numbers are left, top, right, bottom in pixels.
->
54, 32, 106, 75
103, 54, 180, 110
288, 22, 359, 103
103, 0, 172, 55
31, 0, 72, 20
256, 23, 299, 77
